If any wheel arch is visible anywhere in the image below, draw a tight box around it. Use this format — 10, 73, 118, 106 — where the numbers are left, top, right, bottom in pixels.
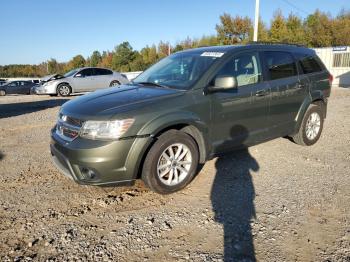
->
129, 116, 210, 180
294, 92, 327, 135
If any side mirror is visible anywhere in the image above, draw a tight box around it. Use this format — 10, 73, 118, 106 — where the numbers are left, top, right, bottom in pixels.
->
75, 73, 83, 78
206, 75, 237, 94
214, 75, 237, 89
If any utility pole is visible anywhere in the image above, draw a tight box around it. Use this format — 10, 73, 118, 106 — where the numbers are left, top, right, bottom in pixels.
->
253, 0, 260, 42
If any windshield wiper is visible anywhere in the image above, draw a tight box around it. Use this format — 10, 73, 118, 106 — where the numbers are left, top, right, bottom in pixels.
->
134, 81, 170, 89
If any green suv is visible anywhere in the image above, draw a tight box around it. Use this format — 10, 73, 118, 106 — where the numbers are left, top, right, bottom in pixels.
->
51, 44, 332, 194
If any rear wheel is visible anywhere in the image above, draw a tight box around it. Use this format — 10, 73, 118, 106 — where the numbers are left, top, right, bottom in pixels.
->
0, 90, 6, 96
109, 80, 121, 87
142, 130, 199, 194
57, 84, 71, 97
291, 103, 324, 146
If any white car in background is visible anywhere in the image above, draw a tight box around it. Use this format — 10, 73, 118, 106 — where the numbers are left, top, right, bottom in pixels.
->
34, 67, 129, 96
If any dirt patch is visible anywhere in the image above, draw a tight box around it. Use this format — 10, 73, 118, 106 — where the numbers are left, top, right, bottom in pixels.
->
0, 91, 349, 261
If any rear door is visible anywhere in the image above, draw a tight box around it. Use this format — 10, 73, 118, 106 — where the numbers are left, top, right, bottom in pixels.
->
210, 51, 270, 153
93, 68, 113, 89
263, 51, 308, 137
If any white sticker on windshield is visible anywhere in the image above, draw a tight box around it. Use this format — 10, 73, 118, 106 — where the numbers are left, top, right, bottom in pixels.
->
200, 52, 225, 58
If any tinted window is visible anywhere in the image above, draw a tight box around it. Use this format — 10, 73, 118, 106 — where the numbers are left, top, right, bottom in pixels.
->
264, 51, 297, 80
79, 68, 93, 77
296, 54, 323, 74
216, 52, 262, 87
94, 68, 112, 76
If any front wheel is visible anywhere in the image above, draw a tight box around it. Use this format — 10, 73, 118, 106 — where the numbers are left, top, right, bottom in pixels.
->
57, 84, 71, 97
0, 90, 6, 96
291, 103, 324, 146
142, 130, 199, 194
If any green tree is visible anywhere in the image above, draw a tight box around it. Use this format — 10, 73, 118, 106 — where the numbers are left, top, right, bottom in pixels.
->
286, 13, 306, 45
141, 45, 158, 67
112, 42, 136, 71
90, 50, 102, 67
47, 58, 59, 74
304, 10, 332, 47
216, 13, 252, 44
331, 9, 350, 46
270, 10, 288, 42
69, 55, 86, 69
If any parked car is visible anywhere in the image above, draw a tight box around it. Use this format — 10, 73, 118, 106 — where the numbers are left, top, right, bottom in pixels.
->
33, 67, 129, 96
0, 80, 37, 96
0, 79, 7, 86
50, 43, 332, 194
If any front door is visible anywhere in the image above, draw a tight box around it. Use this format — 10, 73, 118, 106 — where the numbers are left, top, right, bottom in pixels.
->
210, 51, 270, 153
73, 68, 96, 92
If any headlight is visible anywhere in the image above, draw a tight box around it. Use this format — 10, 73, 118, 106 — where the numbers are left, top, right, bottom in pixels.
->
80, 119, 134, 140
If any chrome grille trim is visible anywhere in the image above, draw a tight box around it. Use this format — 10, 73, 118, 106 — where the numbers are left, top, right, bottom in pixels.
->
56, 114, 83, 142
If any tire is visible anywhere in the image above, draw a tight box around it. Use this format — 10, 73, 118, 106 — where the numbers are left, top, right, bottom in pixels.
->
57, 84, 71, 97
0, 90, 6, 96
109, 80, 121, 87
142, 130, 199, 194
291, 103, 324, 146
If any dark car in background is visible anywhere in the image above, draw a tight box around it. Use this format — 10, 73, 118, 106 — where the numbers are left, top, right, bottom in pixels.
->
0, 80, 37, 96
50, 43, 332, 194
0, 79, 7, 86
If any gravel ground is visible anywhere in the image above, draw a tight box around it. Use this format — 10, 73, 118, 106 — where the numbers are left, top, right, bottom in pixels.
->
0, 88, 349, 261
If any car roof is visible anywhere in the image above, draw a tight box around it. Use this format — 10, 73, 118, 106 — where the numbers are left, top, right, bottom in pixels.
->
177, 43, 315, 56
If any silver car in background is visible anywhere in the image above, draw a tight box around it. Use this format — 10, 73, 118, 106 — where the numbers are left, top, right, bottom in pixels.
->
34, 67, 129, 96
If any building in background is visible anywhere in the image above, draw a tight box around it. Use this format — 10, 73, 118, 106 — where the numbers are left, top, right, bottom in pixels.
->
314, 46, 350, 87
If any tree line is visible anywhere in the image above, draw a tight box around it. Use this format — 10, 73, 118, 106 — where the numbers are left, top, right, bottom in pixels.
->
1, 8, 349, 78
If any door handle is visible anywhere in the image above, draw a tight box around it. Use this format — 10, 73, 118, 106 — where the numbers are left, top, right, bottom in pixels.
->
255, 90, 268, 97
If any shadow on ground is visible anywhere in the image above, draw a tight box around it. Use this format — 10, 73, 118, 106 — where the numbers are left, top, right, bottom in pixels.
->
211, 126, 258, 261
0, 99, 68, 118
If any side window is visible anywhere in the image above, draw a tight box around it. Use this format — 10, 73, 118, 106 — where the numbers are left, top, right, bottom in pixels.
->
296, 53, 323, 74
216, 52, 262, 87
79, 69, 93, 77
264, 51, 297, 80
94, 68, 112, 76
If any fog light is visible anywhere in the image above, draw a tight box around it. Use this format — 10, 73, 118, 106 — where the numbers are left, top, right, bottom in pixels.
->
80, 167, 96, 180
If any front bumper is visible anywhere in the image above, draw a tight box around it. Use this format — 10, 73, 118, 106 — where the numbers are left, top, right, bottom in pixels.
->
50, 129, 152, 186
34, 85, 57, 95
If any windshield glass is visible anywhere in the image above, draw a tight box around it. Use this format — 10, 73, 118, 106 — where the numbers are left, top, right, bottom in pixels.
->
64, 69, 79, 78
133, 51, 223, 90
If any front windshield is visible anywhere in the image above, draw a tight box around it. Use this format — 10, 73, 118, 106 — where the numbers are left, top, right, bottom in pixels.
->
64, 69, 79, 78
133, 51, 223, 90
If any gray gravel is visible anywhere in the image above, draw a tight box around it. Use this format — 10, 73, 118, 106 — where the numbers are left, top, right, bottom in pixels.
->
0, 89, 349, 261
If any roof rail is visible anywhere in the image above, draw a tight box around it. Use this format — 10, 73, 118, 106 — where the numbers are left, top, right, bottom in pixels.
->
247, 41, 306, 47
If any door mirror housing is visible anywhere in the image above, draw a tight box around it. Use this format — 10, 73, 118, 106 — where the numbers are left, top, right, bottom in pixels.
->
214, 75, 237, 89
207, 75, 237, 93
75, 73, 83, 78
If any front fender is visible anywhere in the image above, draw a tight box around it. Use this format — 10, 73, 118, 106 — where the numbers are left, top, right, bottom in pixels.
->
137, 111, 208, 137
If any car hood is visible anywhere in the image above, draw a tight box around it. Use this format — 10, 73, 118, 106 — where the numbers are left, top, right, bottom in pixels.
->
41, 74, 64, 83
61, 85, 183, 118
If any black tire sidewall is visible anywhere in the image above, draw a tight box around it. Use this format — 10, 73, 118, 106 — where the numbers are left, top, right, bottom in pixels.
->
301, 105, 324, 146
57, 84, 71, 96
142, 130, 199, 194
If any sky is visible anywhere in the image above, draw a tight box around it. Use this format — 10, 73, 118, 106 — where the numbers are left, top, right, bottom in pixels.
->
0, 0, 348, 65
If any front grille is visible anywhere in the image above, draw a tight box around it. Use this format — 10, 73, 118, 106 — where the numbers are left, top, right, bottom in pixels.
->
56, 114, 83, 141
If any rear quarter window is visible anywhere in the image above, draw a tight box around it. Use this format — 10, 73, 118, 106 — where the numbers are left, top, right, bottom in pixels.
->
296, 53, 323, 74
264, 51, 297, 80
